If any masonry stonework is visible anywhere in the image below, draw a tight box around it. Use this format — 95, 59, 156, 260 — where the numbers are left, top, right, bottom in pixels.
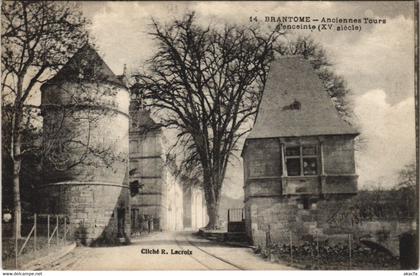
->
40, 44, 130, 245
40, 44, 212, 245
242, 56, 359, 248
129, 103, 184, 231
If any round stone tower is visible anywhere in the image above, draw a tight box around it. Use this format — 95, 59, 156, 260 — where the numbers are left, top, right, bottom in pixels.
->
40, 44, 130, 244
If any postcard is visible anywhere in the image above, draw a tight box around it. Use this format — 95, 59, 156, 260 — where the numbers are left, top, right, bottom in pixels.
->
1, 1, 418, 272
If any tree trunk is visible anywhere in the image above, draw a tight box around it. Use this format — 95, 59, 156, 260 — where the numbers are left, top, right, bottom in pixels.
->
12, 103, 23, 239
205, 199, 220, 230
203, 172, 221, 229
12, 132, 22, 239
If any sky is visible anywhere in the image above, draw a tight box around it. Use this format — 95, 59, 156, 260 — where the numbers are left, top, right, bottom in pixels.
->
81, 1, 416, 197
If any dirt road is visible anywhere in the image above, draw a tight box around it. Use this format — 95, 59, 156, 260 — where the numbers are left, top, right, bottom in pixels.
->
43, 231, 294, 270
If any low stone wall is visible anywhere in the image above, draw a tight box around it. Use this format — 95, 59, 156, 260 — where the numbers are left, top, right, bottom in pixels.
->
245, 195, 356, 247
246, 195, 416, 256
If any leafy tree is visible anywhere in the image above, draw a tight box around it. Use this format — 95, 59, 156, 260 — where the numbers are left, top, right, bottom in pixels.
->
1, 1, 88, 237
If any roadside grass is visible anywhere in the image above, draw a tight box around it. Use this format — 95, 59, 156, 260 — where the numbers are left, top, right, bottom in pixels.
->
258, 241, 399, 270
2, 236, 72, 269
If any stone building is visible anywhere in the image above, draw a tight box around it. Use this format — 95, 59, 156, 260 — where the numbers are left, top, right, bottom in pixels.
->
242, 56, 359, 247
129, 101, 208, 232
183, 184, 207, 230
40, 44, 208, 244
40, 44, 131, 244
129, 102, 184, 232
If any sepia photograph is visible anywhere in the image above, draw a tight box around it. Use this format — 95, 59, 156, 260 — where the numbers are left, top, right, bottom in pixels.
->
1, 0, 418, 272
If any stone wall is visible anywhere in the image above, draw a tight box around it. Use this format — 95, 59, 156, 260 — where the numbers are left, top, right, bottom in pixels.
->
41, 82, 129, 183
323, 137, 355, 174
130, 126, 163, 226
191, 188, 207, 229
245, 195, 357, 247
162, 170, 183, 231
129, 109, 184, 231
183, 186, 207, 230
244, 138, 281, 179
243, 135, 358, 247
40, 182, 130, 245
40, 81, 130, 245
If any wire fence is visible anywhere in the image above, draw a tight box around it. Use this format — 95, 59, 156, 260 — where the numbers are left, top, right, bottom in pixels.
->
2, 213, 72, 269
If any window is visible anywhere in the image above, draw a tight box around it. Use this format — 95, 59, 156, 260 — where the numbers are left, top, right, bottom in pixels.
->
286, 147, 300, 176
285, 145, 318, 176
302, 145, 318, 175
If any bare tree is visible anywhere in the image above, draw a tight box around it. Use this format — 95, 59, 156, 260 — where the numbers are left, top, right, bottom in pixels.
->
132, 15, 356, 229
1, 1, 88, 237
132, 13, 282, 229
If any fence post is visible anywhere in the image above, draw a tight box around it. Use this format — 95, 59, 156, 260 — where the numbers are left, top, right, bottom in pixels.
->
15, 221, 18, 269
290, 231, 293, 264
56, 215, 59, 245
47, 215, 50, 248
316, 231, 319, 268
265, 225, 271, 248
34, 214, 37, 253
69, 219, 72, 241
348, 233, 352, 269
227, 209, 230, 232
64, 217, 67, 243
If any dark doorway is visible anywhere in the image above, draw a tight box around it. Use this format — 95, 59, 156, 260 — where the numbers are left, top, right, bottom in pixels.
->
117, 208, 125, 238
131, 208, 141, 234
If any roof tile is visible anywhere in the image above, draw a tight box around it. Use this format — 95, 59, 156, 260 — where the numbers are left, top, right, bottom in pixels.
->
247, 56, 358, 139
45, 43, 125, 87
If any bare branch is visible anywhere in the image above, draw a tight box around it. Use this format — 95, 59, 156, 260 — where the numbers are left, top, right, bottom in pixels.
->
131, 13, 281, 228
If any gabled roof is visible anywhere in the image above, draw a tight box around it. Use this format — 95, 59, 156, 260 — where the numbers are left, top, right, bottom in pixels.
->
44, 43, 125, 87
247, 56, 358, 139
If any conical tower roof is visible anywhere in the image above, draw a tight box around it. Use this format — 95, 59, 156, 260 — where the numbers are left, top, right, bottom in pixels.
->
247, 56, 358, 139
44, 43, 125, 87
